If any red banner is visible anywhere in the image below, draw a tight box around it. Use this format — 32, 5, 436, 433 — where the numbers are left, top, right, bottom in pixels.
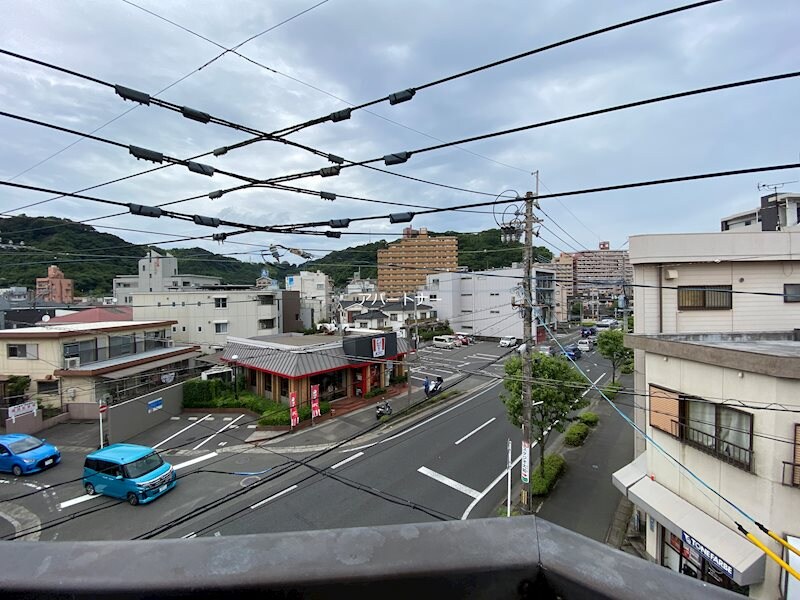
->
289, 391, 297, 408
290, 391, 299, 426
311, 384, 321, 418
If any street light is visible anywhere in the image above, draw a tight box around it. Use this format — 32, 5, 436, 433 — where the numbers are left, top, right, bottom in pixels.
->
231, 354, 239, 401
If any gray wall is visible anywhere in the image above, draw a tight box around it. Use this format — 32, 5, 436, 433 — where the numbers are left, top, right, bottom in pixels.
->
281, 291, 304, 332
4, 411, 43, 434
107, 382, 183, 444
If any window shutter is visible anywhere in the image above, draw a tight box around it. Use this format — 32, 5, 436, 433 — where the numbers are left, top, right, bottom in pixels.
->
794, 424, 800, 486
650, 385, 680, 436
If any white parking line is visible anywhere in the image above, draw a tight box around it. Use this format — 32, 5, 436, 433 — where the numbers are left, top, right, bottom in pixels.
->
192, 414, 245, 450
418, 466, 480, 499
153, 414, 212, 449
454, 417, 496, 445
331, 452, 364, 470
250, 485, 298, 509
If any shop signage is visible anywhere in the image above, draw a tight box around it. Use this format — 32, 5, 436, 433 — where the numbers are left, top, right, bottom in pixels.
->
290, 391, 299, 427
311, 385, 321, 418
8, 401, 37, 423
521, 440, 530, 484
147, 398, 163, 414
681, 532, 734, 578
372, 336, 386, 358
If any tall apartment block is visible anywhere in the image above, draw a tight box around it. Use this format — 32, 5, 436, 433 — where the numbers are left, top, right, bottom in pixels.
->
377, 227, 458, 296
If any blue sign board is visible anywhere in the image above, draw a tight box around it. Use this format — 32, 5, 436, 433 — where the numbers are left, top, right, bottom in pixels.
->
147, 398, 163, 414
682, 532, 734, 578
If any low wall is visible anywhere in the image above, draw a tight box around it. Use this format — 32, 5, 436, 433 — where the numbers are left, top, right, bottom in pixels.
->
68, 403, 100, 421
107, 382, 184, 444
4, 411, 43, 434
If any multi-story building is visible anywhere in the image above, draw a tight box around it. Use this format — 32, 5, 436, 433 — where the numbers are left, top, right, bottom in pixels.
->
612, 231, 800, 598
571, 243, 632, 299
0, 287, 29, 304
285, 271, 333, 326
377, 227, 458, 296
35, 265, 73, 304
132, 286, 303, 353
344, 272, 378, 299
333, 297, 435, 336
113, 250, 221, 304
0, 320, 199, 407
721, 192, 800, 232
420, 265, 555, 342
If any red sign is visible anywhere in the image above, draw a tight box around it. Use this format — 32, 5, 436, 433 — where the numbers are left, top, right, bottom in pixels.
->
290, 405, 299, 427
371, 336, 386, 358
311, 385, 321, 418
289, 391, 297, 408
98, 404, 108, 414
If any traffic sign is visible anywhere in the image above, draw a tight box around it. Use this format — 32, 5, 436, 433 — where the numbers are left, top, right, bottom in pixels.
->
98, 404, 108, 414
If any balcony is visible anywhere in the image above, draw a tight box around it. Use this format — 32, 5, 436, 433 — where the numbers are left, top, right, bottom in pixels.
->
671, 421, 753, 472
0, 516, 742, 599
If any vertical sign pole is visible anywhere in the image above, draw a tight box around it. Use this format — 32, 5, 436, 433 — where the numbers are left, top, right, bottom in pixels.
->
507, 439, 512, 517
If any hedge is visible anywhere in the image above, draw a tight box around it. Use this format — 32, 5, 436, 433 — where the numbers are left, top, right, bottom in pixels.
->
579, 412, 599, 427
530, 454, 566, 496
258, 401, 331, 427
564, 422, 590, 446
364, 387, 387, 399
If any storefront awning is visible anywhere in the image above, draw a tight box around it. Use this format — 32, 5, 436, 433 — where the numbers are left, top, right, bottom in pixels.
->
612, 459, 765, 586
101, 351, 201, 380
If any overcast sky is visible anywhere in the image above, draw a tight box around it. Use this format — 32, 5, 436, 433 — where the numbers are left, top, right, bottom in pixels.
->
1, 0, 798, 266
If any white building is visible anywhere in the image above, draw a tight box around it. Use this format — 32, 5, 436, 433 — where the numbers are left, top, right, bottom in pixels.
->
285, 271, 333, 326
612, 231, 800, 598
721, 192, 800, 232
333, 297, 435, 336
113, 250, 221, 304
420, 266, 555, 341
132, 286, 303, 354
343, 272, 378, 298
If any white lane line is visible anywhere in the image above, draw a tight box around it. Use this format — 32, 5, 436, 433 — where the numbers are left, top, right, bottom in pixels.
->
582, 373, 606, 397
58, 453, 218, 509
170, 416, 180, 421
223, 417, 233, 421
462, 453, 523, 520
454, 417, 496, 446
418, 466, 480, 499
192, 414, 245, 450
250, 485, 298, 509
153, 414, 212, 449
181, 532, 197, 539
330, 452, 364, 470
247, 425, 257, 429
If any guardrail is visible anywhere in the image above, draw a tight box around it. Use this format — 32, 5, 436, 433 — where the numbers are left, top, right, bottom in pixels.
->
2, 517, 742, 599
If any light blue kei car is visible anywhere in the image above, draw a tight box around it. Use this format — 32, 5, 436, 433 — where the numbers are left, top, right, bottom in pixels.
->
0, 433, 61, 476
83, 443, 176, 506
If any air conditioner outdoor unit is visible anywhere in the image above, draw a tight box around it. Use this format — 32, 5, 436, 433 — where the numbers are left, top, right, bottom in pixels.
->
664, 269, 679, 280
166, 340, 175, 347
64, 357, 80, 369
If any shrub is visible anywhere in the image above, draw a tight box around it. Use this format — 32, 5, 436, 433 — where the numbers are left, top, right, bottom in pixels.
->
579, 412, 599, 427
183, 378, 230, 407
364, 387, 387, 399
580, 320, 596, 327
602, 381, 622, 399
564, 422, 590, 446
389, 373, 408, 385
530, 454, 566, 496
379, 414, 391, 424
621, 360, 634, 375
258, 408, 290, 427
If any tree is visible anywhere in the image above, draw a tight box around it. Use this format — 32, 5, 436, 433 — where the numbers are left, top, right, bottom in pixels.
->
596, 329, 633, 383
501, 355, 587, 476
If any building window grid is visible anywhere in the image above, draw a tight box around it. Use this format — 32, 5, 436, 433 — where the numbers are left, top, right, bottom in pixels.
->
677, 286, 733, 310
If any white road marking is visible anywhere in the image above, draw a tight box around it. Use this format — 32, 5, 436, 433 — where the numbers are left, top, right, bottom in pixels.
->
247, 425, 257, 429
170, 417, 180, 421
218, 442, 227, 447
223, 417, 233, 421
454, 417, 496, 445
471, 353, 501, 360
418, 466, 480, 499
173, 452, 218, 471
181, 532, 197, 539
250, 485, 298, 509
59, 494, 96, 509
153, 414, 212, 449
192, 414, 245, 450
462, 453, 523, 520
582, 373, 606, 397
330, 452, 364, 470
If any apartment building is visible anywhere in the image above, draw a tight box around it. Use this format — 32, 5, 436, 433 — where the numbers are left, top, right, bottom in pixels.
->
285, 271, 333, 325
612, 231, 800, 598
35, 265, 73, 304
377, 227, 458, 296
113, 250, 221, 304
571, 243, 632, 298
0, 320, 199, 407
420, 265, 555, 341
721, 192, 800, 232
132, 286, 303, 353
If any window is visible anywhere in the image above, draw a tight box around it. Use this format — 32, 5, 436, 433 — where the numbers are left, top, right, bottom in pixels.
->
109, 335, 134, 359
258, 319, 276, 329
7, 343, 38, 359
677, 285, 732, 310
461, 310, 472, 313
214, 322, 228, 334
490, 310, 500, 314
462, 326, 473, 330
197, 326, 202, 332
390, 314, 398, 321
489, 292, 500, 296
181, 326, 186, 332
460, 293, 472, 297
172, 326, 177, 332
678, 398, 753, 470
359, 322, 368, 328
214, 297, 227, 309
258, 295, 274, 305
37, 380, 59, 394
784, 283, 800, 303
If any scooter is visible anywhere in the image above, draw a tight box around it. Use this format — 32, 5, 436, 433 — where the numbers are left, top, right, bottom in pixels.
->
427, 377, 444, 397
376, 400, 392, 420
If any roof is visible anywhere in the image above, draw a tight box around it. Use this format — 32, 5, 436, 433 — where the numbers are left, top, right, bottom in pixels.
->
87, 443, 154, 462
0, 320, 176, 339
42, 306, 133, 324
249, 334, 340, 347
55, 346, 200, 377
355, 310, 388, 320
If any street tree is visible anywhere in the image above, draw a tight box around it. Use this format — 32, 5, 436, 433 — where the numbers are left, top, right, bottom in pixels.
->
501, 355, 587, 477
596, 329, 633, 383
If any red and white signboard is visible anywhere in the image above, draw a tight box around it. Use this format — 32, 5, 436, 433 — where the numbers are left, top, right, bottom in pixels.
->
310, 385, 321, 418
372, 336, 386, 358
99, 403, 108, 414
8, 401, 37, 423
521, 440, 530, 484
289, 391, 299, 427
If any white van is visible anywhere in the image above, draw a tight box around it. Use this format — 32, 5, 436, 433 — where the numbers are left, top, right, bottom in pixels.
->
432, 335, 455, 349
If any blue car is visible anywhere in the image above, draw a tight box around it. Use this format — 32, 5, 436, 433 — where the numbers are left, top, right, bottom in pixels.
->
83, 444, 176, 506
559, 344, 583, 360
0, 434, 61, 477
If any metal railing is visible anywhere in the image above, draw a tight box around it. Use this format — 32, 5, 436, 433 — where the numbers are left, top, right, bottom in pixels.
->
1, 517, 743, 599
782, 461, 800, 487
671, 421, 752, 472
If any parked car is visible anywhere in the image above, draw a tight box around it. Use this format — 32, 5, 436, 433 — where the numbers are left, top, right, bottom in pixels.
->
499, 336, 518, 348
83, 444, 176, 506
455, 333, 474, 345
432, 335, 455, 349
577, 338, 593, 352
0, 434, 61, 477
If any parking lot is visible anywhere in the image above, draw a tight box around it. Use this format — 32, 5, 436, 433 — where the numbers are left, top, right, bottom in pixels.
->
409, 341, 512, 389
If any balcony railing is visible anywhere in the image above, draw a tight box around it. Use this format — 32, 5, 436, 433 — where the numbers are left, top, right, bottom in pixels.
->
782, 461, 800, 487
0, 516, 743, 599
671, 421, 753, 472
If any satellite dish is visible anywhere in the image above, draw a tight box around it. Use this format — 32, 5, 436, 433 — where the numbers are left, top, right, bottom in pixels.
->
42, 315, 51, 323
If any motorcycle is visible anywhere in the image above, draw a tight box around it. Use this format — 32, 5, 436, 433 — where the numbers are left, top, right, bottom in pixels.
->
376, 400, 392, 420
426, 377, 444, 398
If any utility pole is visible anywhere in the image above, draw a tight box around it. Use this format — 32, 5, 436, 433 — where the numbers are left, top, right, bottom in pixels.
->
520, 184, 536, 512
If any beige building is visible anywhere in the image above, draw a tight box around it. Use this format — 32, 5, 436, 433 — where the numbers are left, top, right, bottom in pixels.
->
613, 231, 800, 598
35, 265, 74, 304
377, 227, 458, 296
285, 271, 333, 325
0, 320, 199, 407
113, 250, 221, 304
571, 244, 632, 298
132, 286, 303, 354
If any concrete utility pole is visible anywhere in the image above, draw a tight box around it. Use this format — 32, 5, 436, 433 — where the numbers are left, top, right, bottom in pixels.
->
520, 183, 537, 512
